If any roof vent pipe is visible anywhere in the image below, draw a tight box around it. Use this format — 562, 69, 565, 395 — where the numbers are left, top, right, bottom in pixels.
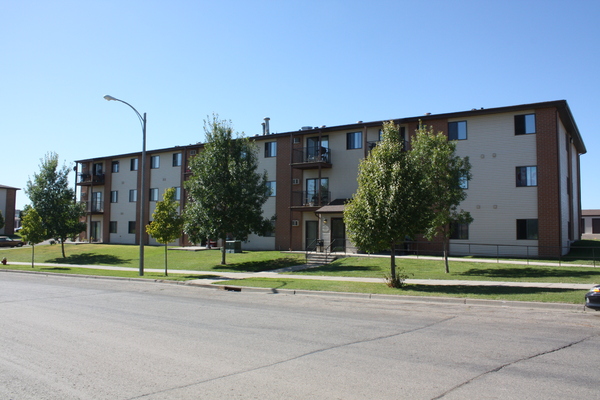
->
261, 122, 266, 135
264, 117, 270, 135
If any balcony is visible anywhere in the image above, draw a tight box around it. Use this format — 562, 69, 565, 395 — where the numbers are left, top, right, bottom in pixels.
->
291, 147, 332, 169
291, 191, 331, 209
78, 173, 105, 185
82, 200, 103, 214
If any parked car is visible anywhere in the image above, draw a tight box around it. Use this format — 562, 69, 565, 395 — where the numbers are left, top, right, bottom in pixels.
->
585, 285, 600, 310
0, 236, 24, 248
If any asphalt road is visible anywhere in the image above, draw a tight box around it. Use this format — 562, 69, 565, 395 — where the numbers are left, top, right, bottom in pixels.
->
1, 273, 599, 399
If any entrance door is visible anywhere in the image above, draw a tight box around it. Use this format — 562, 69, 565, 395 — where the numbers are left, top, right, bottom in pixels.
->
306, 136, 329, 162
91, 221, 101, 243
305, 220, 318, 250
331, 218, 345, 252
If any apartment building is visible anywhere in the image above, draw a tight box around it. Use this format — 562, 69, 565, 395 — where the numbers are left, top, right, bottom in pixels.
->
0, 184, 19, 235
75, 100, 585, 257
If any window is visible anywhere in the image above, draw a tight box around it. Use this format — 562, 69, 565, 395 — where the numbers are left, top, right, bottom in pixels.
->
458, 171, 468, 189
450, 223, 469, 240
173, 153, 182, 167
306, 178, 329, 205
110, 191, 118, 203
261, 219, 276, 237
266, 181, 276, 196
516, 166, 537, 187
593, 219, 600, 234
149, 188, 159, 202
111, 161, 119, 173
130, 158, 138, 171
151, 155, 160, 169
448, 121, 467, 140
129, 189, 137, 202
265, 141, 277, 157
173, 186, 181, 201
128, 221, 136, 234
347, 131, 362, 149
515, 114, 536, 135
109, 221, 117, 234
517, 219, 538, 240
91, 192, 102, 212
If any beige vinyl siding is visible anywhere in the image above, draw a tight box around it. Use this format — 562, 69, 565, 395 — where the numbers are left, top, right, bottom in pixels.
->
450, 111, 538, 256
147, 152, 183, 245
230, 143, 277, 250
109, 157, 139, 244
571, 145, 580, 240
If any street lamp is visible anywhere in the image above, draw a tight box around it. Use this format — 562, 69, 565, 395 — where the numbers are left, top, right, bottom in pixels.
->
104, 95, 147, 276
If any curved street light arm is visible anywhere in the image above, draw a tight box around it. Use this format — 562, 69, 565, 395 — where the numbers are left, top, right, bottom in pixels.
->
104, 95, 145, 130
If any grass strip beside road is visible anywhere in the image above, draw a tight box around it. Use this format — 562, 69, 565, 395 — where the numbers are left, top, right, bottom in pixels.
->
289, 256, 600, 284
0, 244, 304, 273
217, 277, 588, 304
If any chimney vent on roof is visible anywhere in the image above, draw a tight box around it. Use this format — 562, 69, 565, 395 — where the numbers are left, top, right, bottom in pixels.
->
264, 117, 270, 135
424, 113, 431, 116
301, 126, 312, 131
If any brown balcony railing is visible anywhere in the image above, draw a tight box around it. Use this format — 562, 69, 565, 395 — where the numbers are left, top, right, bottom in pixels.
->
291, 147, 331, 165
291, 191, 331, 207
78, 173, 105, 184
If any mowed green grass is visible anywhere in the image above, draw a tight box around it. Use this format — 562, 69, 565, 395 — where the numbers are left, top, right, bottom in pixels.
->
217, 278, 588, 304
287, 256, 600, 284
0, 244, 305, 272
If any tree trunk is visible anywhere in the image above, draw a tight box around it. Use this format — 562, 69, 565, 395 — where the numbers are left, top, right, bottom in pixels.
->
221, 235, 227, 265
31, 244, 35, 268
444, 239, 450, 273
390, 242, 396, 281
164, 244, 168, 276
60, 239, 66, 258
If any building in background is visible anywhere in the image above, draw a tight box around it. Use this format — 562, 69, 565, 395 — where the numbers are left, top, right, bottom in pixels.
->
76, 100, 585, 257
581, 210, 600, 240
0, 184, 20, 235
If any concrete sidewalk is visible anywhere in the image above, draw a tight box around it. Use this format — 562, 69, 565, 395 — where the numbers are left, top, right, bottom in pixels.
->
4, 261, 594, 290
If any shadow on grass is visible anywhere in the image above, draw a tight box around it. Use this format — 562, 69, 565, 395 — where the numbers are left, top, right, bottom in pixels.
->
404, 284, 582, 296
293, 264, 379, 274
40, 267, 71, 271
46, 253, 132, 266
212, 257, 304, 272
458, 267, 600, 280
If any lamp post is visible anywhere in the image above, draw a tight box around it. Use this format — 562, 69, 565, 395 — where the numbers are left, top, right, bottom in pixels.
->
104, 95, 147, 276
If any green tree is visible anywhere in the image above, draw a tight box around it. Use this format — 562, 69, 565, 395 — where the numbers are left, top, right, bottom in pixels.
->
0, 210, 4, 231
146, 188, 184, 276
25, 152, 86, 258
415, 123, 473, 273
184, 115, 271, 265
344, 121, 431, 287
19, 206, 46, 268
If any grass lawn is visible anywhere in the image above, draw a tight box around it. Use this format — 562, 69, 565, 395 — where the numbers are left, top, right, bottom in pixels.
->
0, 244, 305, 272
288, 256, 600, 284
217, 278, 588, 304
0, 264, 218, 281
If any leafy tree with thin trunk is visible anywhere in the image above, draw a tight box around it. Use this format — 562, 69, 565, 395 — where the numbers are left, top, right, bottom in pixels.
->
146, 188, 184, 276
415, 123, 473, 273
344, 121, 431, 287
19, 206, 46, 268
184, 115, 271, 265
25, 152, 87, 258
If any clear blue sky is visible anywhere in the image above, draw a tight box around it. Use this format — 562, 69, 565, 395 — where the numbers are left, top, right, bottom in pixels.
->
2, 0, 599, 210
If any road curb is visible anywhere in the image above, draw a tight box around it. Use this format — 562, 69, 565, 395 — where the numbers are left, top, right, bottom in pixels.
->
0, 268, 589, 312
